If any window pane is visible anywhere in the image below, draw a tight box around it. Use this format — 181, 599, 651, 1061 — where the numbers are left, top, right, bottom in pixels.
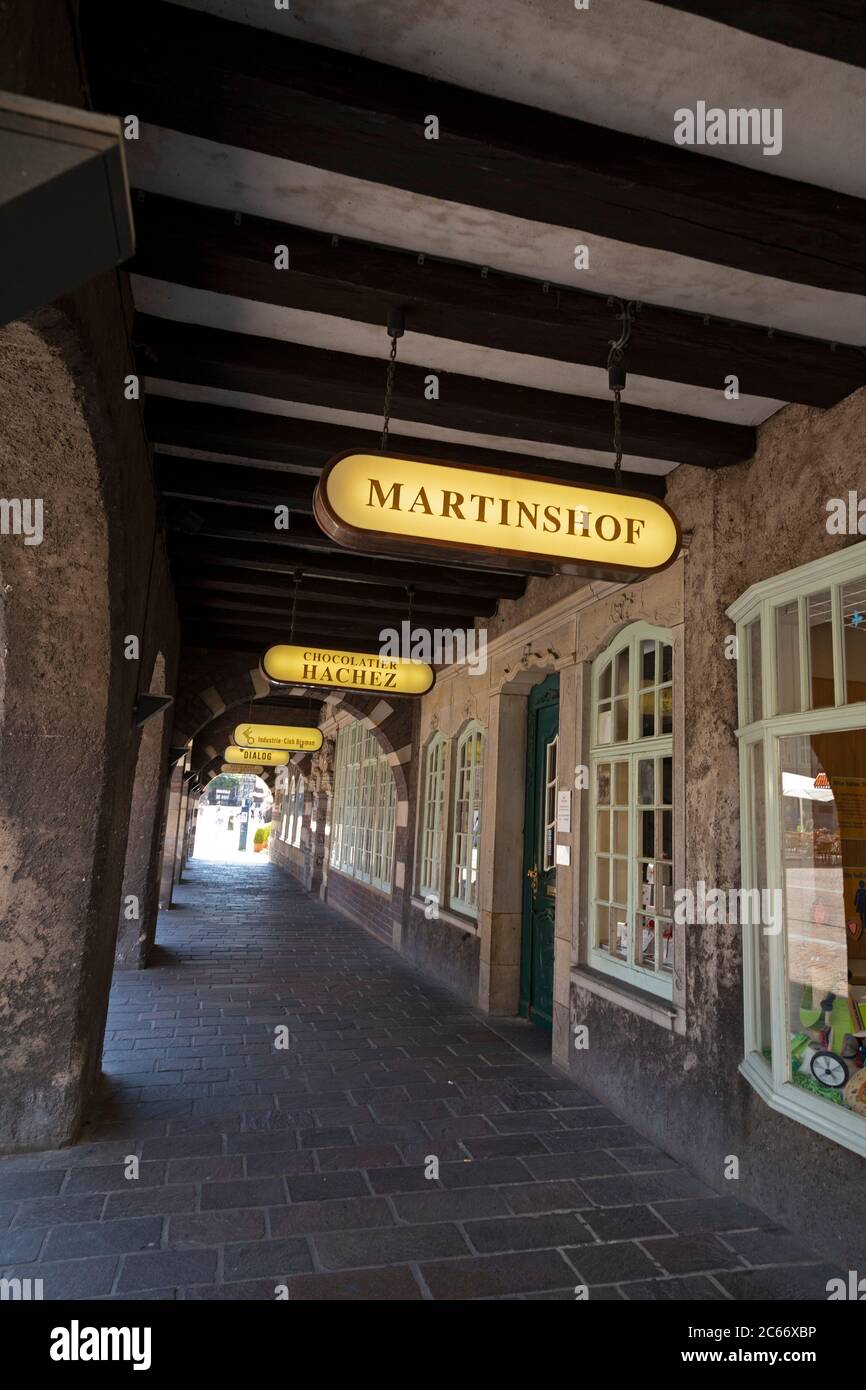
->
596, 763, 611, 805
775, 601, 801, 714
746, 619, 763, 723
660, 643, 673, 684
640, 639, 655, 687
596, 855, 610, 901
780, 730, 866, 1115
662, 755, 672, 808
597, 811, 610, 854
659, 685, 673, 735
599, 661, 612, 700
615, 649, 630, 696
596, 903, 611, 953
614, 698, 629, 742
612, 857, 628, 905
639, 916, 656, 968
612, 810, 628, 855
596, 703, 612, 745
805, 590, 834, 710
640, 690, 655, 737
638, 758, 654, 805
640, 809, 654, 858
842, 577, 866, 706
748, 741, 771, 1060
613, 761, 629, 805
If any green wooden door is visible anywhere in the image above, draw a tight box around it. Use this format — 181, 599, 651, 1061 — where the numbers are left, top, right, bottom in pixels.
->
519, 674, 560, 1032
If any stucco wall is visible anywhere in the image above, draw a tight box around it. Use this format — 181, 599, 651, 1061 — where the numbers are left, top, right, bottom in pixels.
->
568, 388, 866, 1268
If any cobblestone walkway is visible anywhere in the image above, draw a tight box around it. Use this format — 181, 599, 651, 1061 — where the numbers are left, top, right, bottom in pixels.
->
0, 860, 844, 1300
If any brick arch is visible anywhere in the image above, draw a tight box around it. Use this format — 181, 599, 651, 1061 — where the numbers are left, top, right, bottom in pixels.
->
171, 649, 276, 747
189, 699, 322, 776
320, 692, 414, 807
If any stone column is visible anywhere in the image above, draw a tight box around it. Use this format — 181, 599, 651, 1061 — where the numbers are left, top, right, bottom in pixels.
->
551, 661, 585, 1069
115, 739, 168, 968
158, 763, 184, 909
477, 689, 529, 1015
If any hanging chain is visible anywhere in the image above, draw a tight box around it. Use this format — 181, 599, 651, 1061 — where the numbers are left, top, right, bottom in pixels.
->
381, 334, 399, 451
289, 568, 303, 644
608, 345, 624, 488
406, 583, 414, 631
606, 299, 639, 490
380, 308, 405, 451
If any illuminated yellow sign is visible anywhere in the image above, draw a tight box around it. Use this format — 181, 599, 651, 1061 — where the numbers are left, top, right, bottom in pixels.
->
261, 643, 434, 695
314, 451, 680, 580
224, 745, 290, 766
233, 723, 323, 752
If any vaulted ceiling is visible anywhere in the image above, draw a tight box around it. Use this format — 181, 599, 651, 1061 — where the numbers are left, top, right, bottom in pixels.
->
80, 0, 866, 670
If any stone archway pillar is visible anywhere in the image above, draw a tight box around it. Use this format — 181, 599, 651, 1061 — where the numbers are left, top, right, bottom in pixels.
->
114, 660, 170, 970
158, 763, 185, 909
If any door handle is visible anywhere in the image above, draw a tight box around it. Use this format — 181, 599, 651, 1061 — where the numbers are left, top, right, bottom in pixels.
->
527, 864, 539, 893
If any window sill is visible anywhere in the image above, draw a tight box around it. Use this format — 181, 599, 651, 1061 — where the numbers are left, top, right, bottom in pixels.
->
571, 964, 678, 1031
740, 1053, 866, 1160
410, 896, 479, 937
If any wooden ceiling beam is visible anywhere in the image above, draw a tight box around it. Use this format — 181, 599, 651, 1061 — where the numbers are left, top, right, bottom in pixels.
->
183, 620, 397, 657
155, 453, 315, 512
132, 191, 865, 408
166, 534, 529, 599
137, 314, 754, 468
659, 2, 866, 69
164, 498, 556, 577
82, 0, 866, 293
145, 397, 670, 497
172, 565, 499, 617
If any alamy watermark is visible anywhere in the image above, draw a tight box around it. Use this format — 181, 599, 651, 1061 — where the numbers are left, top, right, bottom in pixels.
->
379, 622, 488, 675
674, 879, 782, 934
0, 497, 43, 545
826, 492, 866, 536
674, 102, 782, 157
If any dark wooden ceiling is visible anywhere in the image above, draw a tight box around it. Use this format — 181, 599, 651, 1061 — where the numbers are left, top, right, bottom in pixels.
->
78, 0, 866, 672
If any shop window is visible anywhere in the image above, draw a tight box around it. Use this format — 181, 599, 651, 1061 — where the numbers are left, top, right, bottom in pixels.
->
280, 774, 296, 843
730, 542, 866, 1157
589, 624, 674, 998
329, 722, 396, 892
418, 735, 446, 900
451, 723, 484, 917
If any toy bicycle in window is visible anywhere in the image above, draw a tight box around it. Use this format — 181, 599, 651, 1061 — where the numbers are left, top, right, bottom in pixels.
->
791, 987, 866, 1099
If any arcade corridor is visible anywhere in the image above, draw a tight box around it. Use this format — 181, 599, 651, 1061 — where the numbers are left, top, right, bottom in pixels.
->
0, 861, 841, 1301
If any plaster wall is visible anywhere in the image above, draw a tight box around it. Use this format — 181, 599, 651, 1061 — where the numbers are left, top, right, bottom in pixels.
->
567, 388, 866, 1268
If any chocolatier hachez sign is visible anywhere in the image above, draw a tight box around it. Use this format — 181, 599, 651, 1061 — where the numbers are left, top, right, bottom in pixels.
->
261, 643, 434, 695
314, 451, 680, 581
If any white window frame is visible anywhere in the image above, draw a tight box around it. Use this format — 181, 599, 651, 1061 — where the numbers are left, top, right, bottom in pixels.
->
450, 722, 485, 918
728, 539, 866, 1159
588, 622, 675, 1000
329, 721, 396, 893
418, 734, 447, 901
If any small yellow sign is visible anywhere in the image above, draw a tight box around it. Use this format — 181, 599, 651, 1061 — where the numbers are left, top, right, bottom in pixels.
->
262, 643, 434, 695
224, 745, 290, 766
233, 723, 323, 752
314, 451, 680, 580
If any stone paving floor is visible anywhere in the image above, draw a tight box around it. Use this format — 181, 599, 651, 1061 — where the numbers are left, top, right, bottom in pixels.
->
0, 860, 846, 1300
